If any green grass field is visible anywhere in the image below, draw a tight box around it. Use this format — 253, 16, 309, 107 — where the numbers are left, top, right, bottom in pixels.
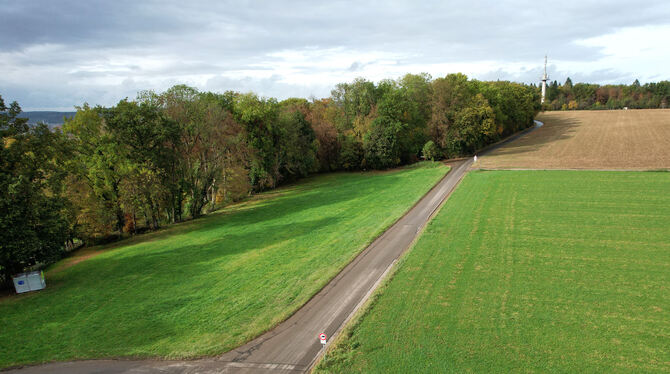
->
0, 162, 448, 369
317, 170, 670, 373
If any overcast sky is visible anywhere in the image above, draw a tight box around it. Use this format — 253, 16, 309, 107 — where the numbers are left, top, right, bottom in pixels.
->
2, 0, 670, 110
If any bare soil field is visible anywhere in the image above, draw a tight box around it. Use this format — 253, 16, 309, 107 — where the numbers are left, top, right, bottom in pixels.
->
476, 109, 670, 170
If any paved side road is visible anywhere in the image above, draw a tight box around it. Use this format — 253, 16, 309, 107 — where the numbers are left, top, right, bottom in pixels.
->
6, 159, 472, 374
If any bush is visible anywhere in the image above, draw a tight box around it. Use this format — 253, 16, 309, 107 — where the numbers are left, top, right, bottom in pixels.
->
422, 140, 438, 161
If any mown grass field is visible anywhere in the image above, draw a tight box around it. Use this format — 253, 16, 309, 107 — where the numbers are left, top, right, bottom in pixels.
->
0, 162, 448, 369
317, 170, 670, 373
476, 109, 670, 170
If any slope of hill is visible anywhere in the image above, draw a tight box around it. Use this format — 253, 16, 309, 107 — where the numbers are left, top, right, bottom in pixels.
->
476, 109, 670, 170
0, 162, 448, 369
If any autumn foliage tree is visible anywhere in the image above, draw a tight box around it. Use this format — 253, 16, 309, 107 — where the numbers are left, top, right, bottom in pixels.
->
542, 78, 670, 110
63, 104, 127, 239
4, 73, 542, 280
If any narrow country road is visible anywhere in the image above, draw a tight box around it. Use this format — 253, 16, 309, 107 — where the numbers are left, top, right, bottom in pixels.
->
8, 121, 542, 374
211, 158, 474, 373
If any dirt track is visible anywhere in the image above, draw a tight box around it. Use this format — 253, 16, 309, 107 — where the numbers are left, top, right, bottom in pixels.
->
476, 109, 670, 170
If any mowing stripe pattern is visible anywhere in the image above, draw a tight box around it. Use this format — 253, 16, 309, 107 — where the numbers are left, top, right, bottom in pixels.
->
317, 170, 670, 373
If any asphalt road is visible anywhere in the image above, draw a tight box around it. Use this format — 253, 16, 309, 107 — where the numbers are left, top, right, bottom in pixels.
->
8, 120, 543, 374
212, 158, 474, 373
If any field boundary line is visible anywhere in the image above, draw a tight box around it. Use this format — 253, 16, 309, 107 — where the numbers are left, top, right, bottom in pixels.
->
470, 167, 669, 172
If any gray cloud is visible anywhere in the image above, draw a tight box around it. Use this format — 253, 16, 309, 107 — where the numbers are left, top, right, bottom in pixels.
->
348, 62, 364, 72
204, 74, 332, 100
1, 0, 670, 109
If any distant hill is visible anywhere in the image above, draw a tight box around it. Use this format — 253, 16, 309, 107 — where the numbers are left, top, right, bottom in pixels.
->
20, 111, 76, 128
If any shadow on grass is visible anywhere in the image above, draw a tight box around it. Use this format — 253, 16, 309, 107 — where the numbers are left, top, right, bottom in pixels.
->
13, 167, 419, 302
116, 216, 341, 266
51, 214, 343, 290
57, 170, 401, 260
0, 216, 344, 361
165, 170, 409, 236
0, 163, 447, 367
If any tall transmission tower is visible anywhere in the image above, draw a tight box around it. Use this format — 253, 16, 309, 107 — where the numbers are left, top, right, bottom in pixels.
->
541, 55, 549, 104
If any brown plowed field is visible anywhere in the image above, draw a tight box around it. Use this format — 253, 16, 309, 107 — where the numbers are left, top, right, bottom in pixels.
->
476, 109, 670, 170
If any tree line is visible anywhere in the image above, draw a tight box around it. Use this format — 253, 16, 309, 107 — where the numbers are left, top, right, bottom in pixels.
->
1, 73, 539, 289
542, 78, 670, 111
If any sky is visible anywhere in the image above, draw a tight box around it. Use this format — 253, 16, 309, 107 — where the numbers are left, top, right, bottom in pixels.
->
2, 0, 670, 111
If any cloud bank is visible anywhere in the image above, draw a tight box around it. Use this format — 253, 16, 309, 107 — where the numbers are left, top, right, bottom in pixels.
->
1, 0, 669, 110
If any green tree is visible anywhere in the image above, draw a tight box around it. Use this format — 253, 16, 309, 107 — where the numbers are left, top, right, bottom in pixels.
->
338, 134, 363, 170
564, 77, 573, 89
452, 94, 497, 153
0, 95, 71, 289
429, 73, 474, 151
421, 140, 439, 161
396, 73, 432, 162
159, 86, 249, 217
331, 78, 378, 136
233, 93, 280, 190
103, 99, 178, 227
478, 80, 537, 138
277, 107, 318, 179
363, 116, 405, 169
63, 104, 127, 238
572, 83, 599, 109
547, 80, 559, 102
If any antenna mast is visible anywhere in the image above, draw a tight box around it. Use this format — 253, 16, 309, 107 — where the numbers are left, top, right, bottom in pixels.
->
541, 55, 549, 104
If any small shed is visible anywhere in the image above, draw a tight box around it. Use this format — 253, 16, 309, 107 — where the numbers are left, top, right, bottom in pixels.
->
13, 270, 46, 294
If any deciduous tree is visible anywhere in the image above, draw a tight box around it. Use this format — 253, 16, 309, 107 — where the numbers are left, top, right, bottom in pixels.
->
0, 96, 71, 289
